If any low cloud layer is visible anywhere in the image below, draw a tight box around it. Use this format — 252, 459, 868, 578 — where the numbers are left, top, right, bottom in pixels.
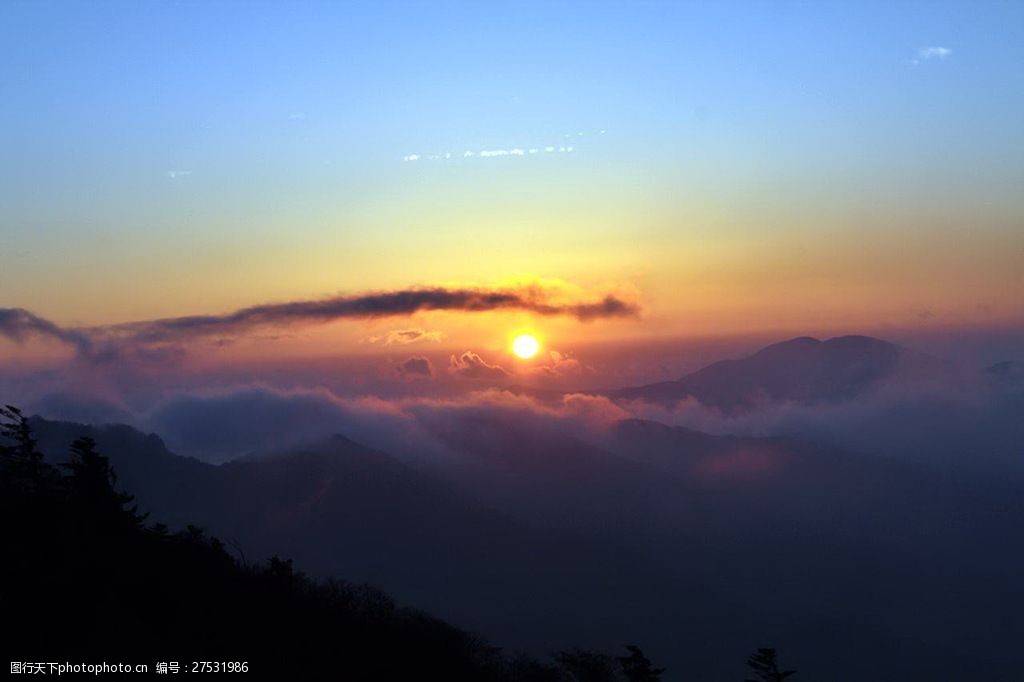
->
134, 386, 626, 463
11, 347, 1023, 482
396, 356, 434, 379
448, 351, 508, 380
529, 350, 584, 377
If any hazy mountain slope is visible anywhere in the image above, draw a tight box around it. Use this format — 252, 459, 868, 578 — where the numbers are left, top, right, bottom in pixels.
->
423, 409, 1024, 680
612, 335, 944, 411
27, 412, 1024, 681
26, 417, 674, 662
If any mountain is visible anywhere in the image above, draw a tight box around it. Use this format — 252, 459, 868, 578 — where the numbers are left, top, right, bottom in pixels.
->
611, 335, 943, 412
6, 412, 679, 681
26, 417, 649, 655
25, 408, 1024, 681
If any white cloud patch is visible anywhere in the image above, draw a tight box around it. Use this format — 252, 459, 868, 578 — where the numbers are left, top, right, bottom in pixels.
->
402, 129, 603, 163
912, 46, 952, 65
166, 170, 192, 180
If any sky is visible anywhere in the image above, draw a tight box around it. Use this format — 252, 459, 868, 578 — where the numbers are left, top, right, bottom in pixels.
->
2, 0, 1023, 373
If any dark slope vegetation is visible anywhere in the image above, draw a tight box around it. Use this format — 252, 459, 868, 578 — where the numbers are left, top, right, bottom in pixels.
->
2, 410, 509, 679
2, 405, 694, 681
26, 414, 636, 646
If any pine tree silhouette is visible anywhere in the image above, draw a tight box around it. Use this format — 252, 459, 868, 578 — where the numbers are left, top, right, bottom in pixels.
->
61, 435, 146, 528
618, 644, 666, 681
745, 648, 796, 681
0, 404, 49, 491
0, 404, 37, 458
554, 649, 619, 682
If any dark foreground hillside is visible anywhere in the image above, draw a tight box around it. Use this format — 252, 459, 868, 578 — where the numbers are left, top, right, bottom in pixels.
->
4, 404, 799, 681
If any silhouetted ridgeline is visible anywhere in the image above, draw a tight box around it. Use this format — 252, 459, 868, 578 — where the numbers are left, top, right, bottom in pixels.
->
610, 335, 946, 412
0, 404, 793, 681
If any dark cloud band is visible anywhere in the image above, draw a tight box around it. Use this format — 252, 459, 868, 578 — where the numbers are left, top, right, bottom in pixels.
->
0, 308, 93, 354
114, 287, 639, 343
0, 285, 639, 358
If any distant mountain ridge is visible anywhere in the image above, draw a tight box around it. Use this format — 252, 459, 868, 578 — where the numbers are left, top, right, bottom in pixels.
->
22, 389, 1024, 681
29, 417, 532, 578
25, 416, 641, 650
611, 335, 944, 412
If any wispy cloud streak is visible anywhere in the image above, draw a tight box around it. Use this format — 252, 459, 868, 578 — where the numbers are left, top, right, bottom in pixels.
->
366, 328, 446, 346
0, 284, 639, 359
403, 129, 605, 163
117, 287, 637, 344
0, 308, 93, 354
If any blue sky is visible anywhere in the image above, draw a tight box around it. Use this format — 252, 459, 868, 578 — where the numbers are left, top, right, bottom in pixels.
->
1, 1, 1022, 336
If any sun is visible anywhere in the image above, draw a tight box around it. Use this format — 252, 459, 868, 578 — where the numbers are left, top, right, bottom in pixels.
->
512, 334, 540, 359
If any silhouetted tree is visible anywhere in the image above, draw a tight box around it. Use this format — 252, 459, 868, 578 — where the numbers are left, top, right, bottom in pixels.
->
268, 555, 296, 582
746, 648, 796, 681
0, 404, 36, 457
0, 404, 50, 490
618, 645, 665, 682
508, 655, 563, 682
185, 523, 207, 541
555, 649, 619, 682
61, 435, 146, 528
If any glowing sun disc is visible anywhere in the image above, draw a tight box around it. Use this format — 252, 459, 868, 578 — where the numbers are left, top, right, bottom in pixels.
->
512, 334, 540, 359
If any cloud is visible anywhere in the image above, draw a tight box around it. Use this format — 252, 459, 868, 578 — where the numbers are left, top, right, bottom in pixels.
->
403, 130, 603, 163
396, 356, 434, 379
0, 308, 93, 355
560, 392, 630, 425
27, 392, 135, 426
19, 347, 1022, 478
912, 46, 952, 65
148, 387, 360, 461
608, 370, 1024, 476
918, 46, 952, 60
2, 284, 638, 365
100, 285, 638, 343
138, 385, 626, 462
366, 328, 446, 346
529, 350, 584, 377
0, 307, 187, 366
166, 170, 192, 179
448, 351, 508, 380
